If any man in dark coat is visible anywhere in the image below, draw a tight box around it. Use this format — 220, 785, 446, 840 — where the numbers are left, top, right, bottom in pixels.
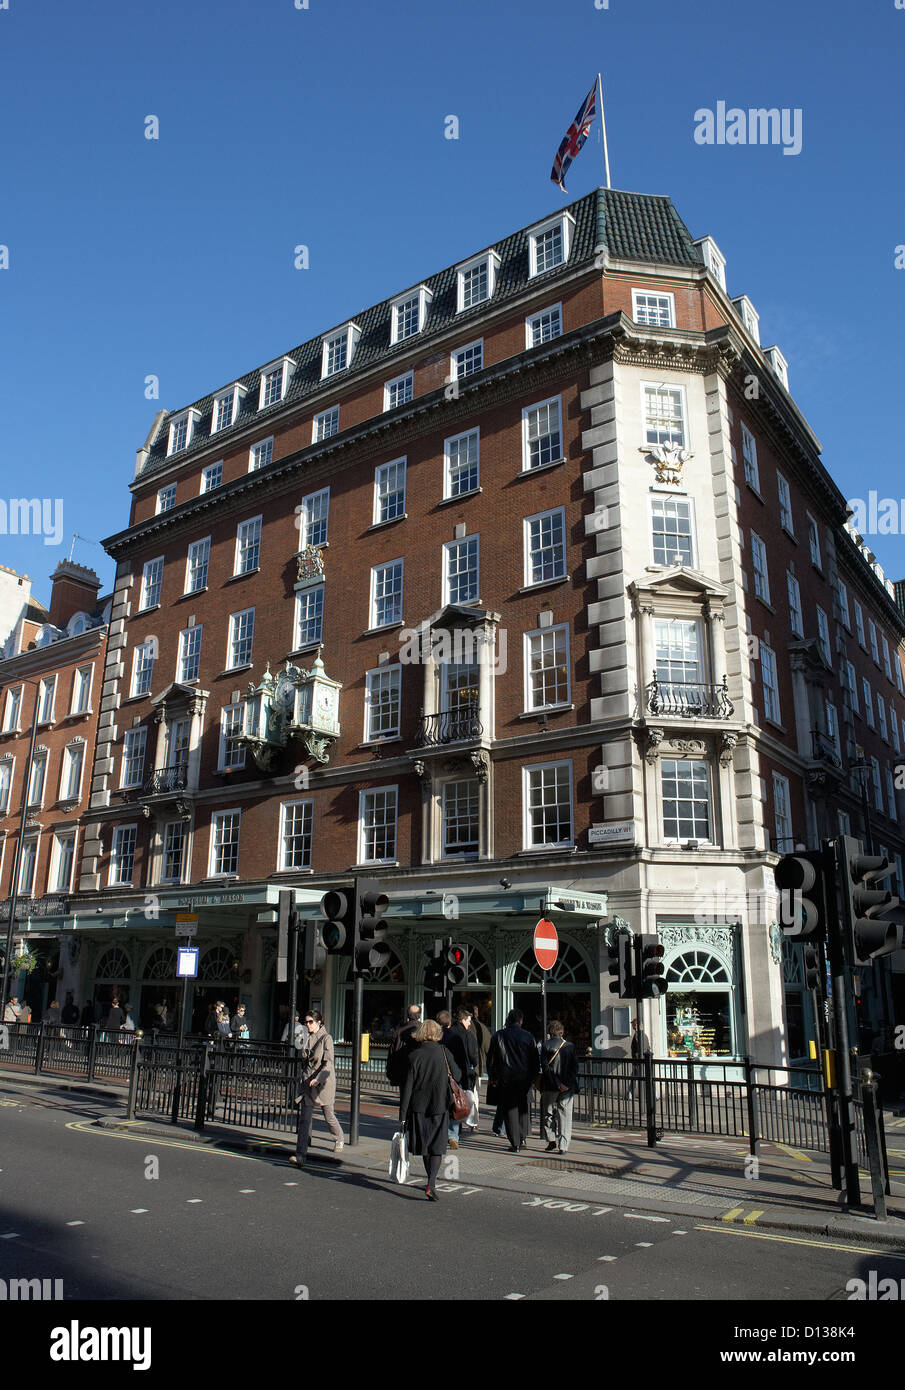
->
437, 1008, 478, 1147
399, 1021, 457, 1200
61, 994, 79, 1026
627, 1018, 650, 1100
386, 1004, 421, 1086
487, 1008, 539, 1153
539, 1020, 579, 1153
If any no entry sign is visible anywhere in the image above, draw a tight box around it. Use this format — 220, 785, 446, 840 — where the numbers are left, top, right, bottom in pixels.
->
533, 918, 559, 972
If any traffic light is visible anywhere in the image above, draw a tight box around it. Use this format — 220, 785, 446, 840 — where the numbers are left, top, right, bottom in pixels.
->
636, 934, 668, 999
353, 878, 391, 978
607, 931, 633, 999
445, 941, 468, 989
801, 942, 822, 992
837, 835, 903, 964
320, 888, 353, 954
302, 921, 327, 975
424, 939, 445, 997
774, 851, 826, 941
277, 889, 294, 982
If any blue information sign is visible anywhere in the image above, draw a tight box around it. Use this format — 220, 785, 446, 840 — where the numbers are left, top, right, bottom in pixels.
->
177, 946, 199, 978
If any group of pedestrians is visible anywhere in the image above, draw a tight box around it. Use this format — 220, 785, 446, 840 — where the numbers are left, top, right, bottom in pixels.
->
388, 1005, 580, 1200
203, 1001, 251, 1041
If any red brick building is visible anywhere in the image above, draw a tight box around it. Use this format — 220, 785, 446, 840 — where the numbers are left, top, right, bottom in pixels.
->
66, 189, 904, 1057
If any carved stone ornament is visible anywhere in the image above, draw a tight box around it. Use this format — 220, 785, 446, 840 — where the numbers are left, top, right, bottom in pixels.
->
639, 444, 694, 486
806, 769, 827, 795
669, 738, 706, 756
658, 924, 735, 954
718, 732, 738, 767
302, 731, 332, 765
643, 726, 665, 764
297, 546, 326, 583
413, 760, 432, 784
470, 750, 490, 783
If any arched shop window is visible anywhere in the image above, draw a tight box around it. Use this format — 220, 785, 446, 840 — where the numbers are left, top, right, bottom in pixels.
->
142, 947, 177, 981
513, 941, 591, 985
94, 947, 132, 981
199, 945, 238, 983
665, 949, 734, 1058
341, 944, 405, 1045
782, 938, 807, 1062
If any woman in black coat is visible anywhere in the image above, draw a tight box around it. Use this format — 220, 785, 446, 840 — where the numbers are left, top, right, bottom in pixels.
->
399, 1020, 456, 1200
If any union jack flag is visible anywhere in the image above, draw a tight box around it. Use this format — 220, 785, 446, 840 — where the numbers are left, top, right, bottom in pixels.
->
550, 81, 598, 193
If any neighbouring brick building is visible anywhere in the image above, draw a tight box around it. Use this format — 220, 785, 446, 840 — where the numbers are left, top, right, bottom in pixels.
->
53, 186, 903, 1059
0, 562, 109, 1016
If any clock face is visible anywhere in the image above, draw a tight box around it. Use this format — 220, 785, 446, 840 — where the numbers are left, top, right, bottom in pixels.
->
274, 676, 296, 712
316, 688, 333, 714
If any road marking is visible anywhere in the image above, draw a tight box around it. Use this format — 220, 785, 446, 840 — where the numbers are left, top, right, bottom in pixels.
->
65, 1120, 262, 1162
598, 1256, 618, 1262
743, 1210, 764, 1226
1, 1233, 20, 1240
773, 1143, 811, 1162
591, 1207, 612, 1216
672, 1230, 688, 1235
635, 1242, 653, 1248
695, 1225, 905, 1257
504, 1293, 525, 1300
129, 1209, 148, 1215
553, 1273, 573, 1280
624, 1212, 668, 1222
66, 1221, 85, 1226
238, 1189, 255, 1194
721, 1207, 745, 1223
187, 1199, 202, 1204
284, 1182, 298, 1187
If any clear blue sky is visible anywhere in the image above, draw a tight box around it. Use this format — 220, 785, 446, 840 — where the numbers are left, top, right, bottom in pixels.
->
1, 0, 902, 605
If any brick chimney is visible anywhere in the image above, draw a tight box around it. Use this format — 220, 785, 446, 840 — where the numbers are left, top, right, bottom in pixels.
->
48, 560, 102, 629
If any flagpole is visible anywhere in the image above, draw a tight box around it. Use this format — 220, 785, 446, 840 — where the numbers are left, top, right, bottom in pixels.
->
597, 72, 611, 189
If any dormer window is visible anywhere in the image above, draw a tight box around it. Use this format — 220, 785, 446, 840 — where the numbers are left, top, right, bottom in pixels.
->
322, 323, 361, 378
732, 296, 760, 345
527, 212, 574, 278
765, 346, 789, 390
456, 252, 500, 312
258, 357, 296, 410
390, 287, 432, 345
694, 236, 726, 291
167, 409, 201, 456
211, 383, 246, 434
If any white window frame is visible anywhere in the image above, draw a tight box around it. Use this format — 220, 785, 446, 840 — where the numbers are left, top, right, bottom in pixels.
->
166, 409, 199, 457
185, 537, 211, 594
249, 437, 274, 473
772, 773, 793, 852
200, 461, 223, 493
293, 585, 324, 650
881, 635, 893, 682
527, 212, 574, 278
456, 252, 499, 312
370, 560, 404, 629
845, 659, 859, 714
441, 778, 481, 859
760, 642, 781, 724
523, 761, 574, 849
3, 686, 22, 732
871, 757, 884, 814
660, 758, 713, 845
522, 395, 563, 472
210, 384, 245, 435
525, 626, 570, 711
60, 742, 84, 802
278, 799, 314, 872
160, 820, 187, 885
642, 381, 688, 451
373, 458, 406, 525
877, 693, 888, 742
37, 676, 56, 724
0, 757, 13, 814
733, 295, 761, 344
815, 606, 831, 665
390, 285, 432, 344
523, 507, 566, 586
766, 347, 789, 389
298, 488, 329, 548
869, 620, 880, 667
227, 609, 255, 670
72, 665, 93, 714
209, 809, 241, 878
825, 700, 841, 762
321, 323, 361, 379
451, 339, 484, 381
741, 423, 760, 492
234, 516, 262, 575
695, 236, 726, 289
312, 405, 340, 442
443, 428, 480, 499
178, 625, 202, 684
785, 572, 803, 637
131, 642, 155, 699
51, 829, 77, 894
751, 532, 770, 603
631, 289, 676, 328
358, 785, 398, 864
257, 356, 295, 410
384, 372, 413, 412
836, 579, 851, 630
525, 303, 563, 348
443, 535, 480, 606
776, 472, 794, 535
863, 678, 875, 728
27, 749, 47, 808
18, 834, 39, 896
806, 513, 821, 569
218, 705, 246, 771
854, 601, 866, 649
364, 666, 402, 742
139, 557, 164, 611
121, 727, 147, 789
156, 484, 176, 514
109, 824, 138, 887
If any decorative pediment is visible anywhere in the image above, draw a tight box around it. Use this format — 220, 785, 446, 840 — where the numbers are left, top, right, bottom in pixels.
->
150, 682, 208, 719
630, 569, 728, 608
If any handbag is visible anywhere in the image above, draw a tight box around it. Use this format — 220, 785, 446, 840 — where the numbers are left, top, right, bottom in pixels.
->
389, 1129, 410, 1184
444, 1054, 472, 1123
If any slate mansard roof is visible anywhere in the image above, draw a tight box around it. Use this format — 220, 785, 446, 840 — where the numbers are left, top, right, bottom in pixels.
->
137, 189, 704, 480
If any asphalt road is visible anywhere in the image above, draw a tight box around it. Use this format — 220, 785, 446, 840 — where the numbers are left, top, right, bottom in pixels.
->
2, 1086, 905, 1317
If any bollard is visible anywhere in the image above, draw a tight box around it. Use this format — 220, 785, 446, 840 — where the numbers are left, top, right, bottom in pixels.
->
34, 1021, 45, 1076
744, 1056, 759, 1156
126, 1037, 141, 1120
86, 1022, 99, 1082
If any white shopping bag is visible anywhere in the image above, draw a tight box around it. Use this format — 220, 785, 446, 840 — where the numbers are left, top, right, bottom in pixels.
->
389, 1129, 410, 1184
464, 1089, 478, 1129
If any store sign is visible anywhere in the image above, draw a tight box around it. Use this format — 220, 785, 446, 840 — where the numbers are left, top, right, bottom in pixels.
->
176, 946, 199, 978
0, 896, 69, 921
170, 893, 248, 908
543, 888, 608, 917
588, 824, 634, 846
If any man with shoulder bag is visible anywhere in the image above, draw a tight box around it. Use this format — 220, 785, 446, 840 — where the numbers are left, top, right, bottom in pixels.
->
539, 1020, 579, 1153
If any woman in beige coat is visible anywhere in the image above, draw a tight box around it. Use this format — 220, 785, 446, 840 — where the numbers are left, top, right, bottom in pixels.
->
291, 1011, 345, 1164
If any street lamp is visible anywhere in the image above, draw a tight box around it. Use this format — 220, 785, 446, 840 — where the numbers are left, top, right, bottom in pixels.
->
1, 677, 41, 1016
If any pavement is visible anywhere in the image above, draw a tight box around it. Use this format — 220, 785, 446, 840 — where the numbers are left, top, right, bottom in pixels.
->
3, 1064, 905, 1249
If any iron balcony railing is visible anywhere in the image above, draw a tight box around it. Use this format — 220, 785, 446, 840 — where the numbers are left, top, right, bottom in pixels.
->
646, 675, 734, 719
143, 762, 189, 794
414, 703, 482, 747
811, 729, 842, 768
